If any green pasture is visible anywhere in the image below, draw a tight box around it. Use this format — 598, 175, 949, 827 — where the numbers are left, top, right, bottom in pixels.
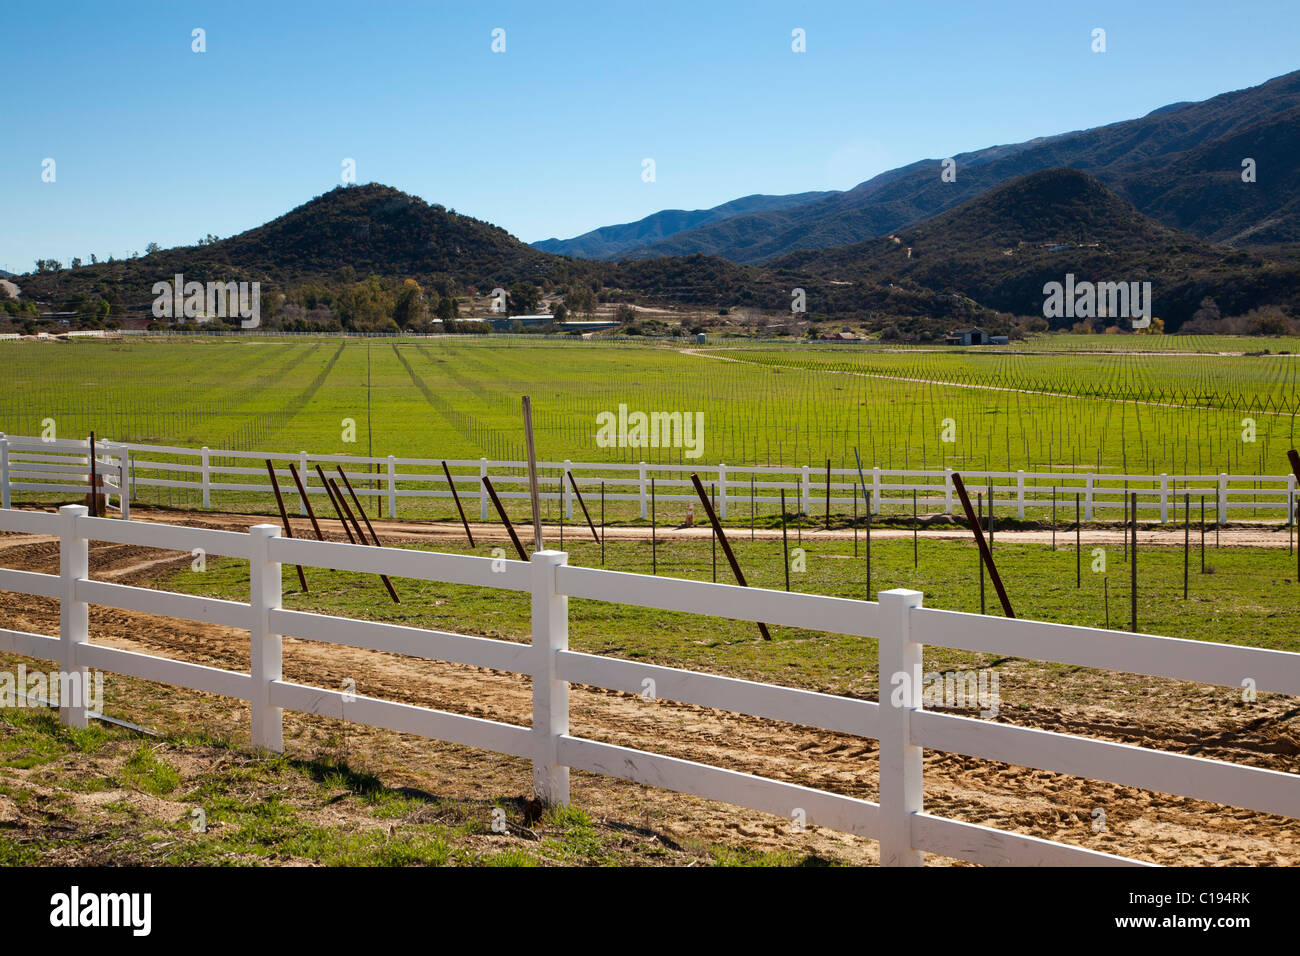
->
2, 337, 1298, 512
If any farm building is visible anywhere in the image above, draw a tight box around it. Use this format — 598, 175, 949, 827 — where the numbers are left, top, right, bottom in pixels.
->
944, 327, 1008, 345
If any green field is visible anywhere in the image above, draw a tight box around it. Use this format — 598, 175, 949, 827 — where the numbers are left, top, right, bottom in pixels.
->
3, 334, 1298, 489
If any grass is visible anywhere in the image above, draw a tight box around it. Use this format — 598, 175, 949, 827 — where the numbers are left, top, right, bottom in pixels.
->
3, 337, 1298, 522
161, 529, 1300, 699
0, 702, 836, 866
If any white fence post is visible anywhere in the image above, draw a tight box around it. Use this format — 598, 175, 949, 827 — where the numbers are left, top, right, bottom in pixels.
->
387, 455, 397, 519
1159, 474, 1168, 523
801, 465, 811, 516
878, 588, 924, 866
201, 446, 211, 509
944, 467, 953, 516
872, 466, 882, 515
1085, 474, 1094, 522
639, 462, 648, 520
1289, 475, 1296, 527
298, 452, 309, 516
1218, 473, 1228, 524
718, 463, 727, 518
480, 458, 488, 521
531, 550, 569, 806
563, 460, 573, 520
1016, 470, 1025, 519
58, 505, 90, 729
0, 434, 9, 509
249, 524, 284, 752
117, 452, 130, 521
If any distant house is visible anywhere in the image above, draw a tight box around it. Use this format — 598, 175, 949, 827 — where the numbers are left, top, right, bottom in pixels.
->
944, 327, 1008, 346
945, 327, 988, 345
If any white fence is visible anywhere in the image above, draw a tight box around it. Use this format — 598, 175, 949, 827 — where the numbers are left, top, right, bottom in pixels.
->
0, 436, 127, 516
1, 504, 1297, 865
1, 433, 1295, 525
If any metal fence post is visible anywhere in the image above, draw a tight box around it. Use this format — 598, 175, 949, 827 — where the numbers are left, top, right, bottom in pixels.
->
878, 587, 924, 866
249, 524, 284, 752
531, 550, 570, 806
58, 504, 90, 729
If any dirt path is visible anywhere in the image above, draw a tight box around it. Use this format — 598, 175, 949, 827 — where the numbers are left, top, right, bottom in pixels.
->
0, 532, 1296, 865
9, 503, 1295, 550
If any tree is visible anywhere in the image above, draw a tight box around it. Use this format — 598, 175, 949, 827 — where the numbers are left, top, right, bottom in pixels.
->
552, 303, 568, 324
1193, 297, 1221, 325
564, 284, 597, 317
336, 276, 395, 331
507, 282, 540, 316
145, 242, 161, 255
393, 279, 425, 329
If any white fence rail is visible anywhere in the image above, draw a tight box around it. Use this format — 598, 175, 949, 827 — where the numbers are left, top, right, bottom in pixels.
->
1, 434, 1295, 525
0, 435, 127, 517
1, 504, 1297, 865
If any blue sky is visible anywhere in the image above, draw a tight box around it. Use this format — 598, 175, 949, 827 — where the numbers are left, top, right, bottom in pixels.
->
4, 0, 1298, 273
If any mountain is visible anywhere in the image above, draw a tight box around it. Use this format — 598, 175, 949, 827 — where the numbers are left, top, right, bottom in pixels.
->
541, 70, 1300, 264
0, 270, 14, 278
532, 191, 836, 259
11, 174, 1296, 333
16, 184, 585, 305
768, 169, 1298, 327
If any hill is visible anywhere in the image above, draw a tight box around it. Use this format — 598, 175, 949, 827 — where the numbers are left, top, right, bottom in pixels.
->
769, 169, 1299, 328
16, 184, 585, 308
541, 70, 1300, 264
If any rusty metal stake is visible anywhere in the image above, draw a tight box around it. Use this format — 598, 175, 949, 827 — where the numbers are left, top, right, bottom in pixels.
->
951, 471, 1014, 618
482, 475, 528, 561
442, 460, 475, 547
264, 459, 308, 591
691, 473, 770, 641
